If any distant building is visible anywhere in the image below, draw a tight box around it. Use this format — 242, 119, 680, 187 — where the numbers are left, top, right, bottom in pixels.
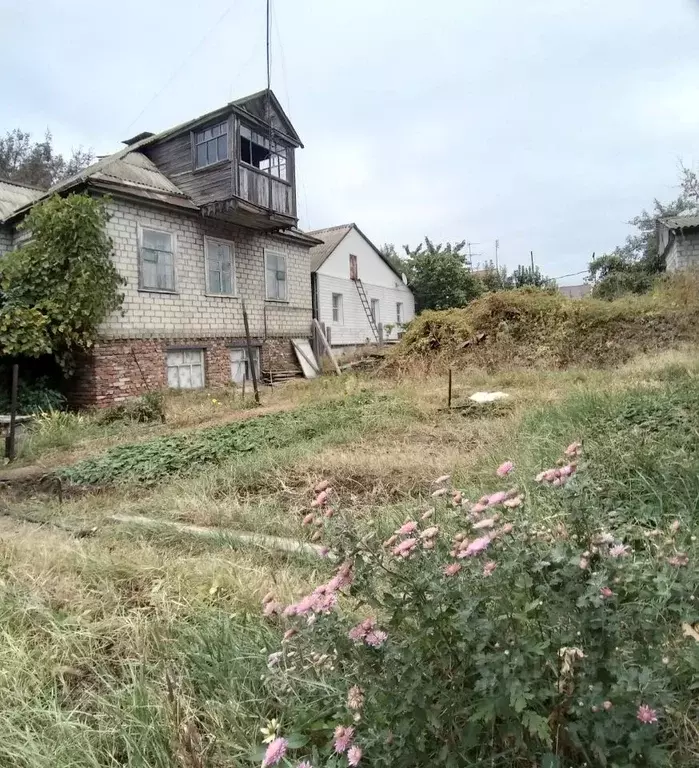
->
559, 284, 591, 299
657, 215, 699, 271
307, 223, 415, 349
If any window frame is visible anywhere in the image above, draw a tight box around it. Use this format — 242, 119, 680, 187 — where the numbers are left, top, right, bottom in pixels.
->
264, 248, 288, 302
396, 302, 403, 324
166, 348, 205, 389
204, 236, 236, 297
239, 124, 291, 185
332, 293, 344, 324
370, 298, 380, 324
192, 120, 229, 170
138, 224, 177, 293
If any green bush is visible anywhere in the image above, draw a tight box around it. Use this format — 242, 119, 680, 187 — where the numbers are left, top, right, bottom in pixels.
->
0, 375, 65, 414
393, 275, 699, 369
254, 381, 699, 767
97, 391, 165, 425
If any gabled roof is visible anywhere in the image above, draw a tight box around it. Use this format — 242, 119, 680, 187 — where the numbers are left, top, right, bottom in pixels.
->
0, 179, 43, 220
306, 222, 407, 283
121, 88, 303, 149
307, 224, 354, 271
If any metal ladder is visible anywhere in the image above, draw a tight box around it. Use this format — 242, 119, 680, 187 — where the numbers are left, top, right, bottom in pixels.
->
354, 278, 379, 341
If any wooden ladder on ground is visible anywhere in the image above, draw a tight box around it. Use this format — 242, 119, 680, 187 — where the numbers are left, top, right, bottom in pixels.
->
354, 278, 379, 341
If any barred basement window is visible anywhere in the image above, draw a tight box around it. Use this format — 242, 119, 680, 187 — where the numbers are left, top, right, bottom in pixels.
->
167, 349, 204, 389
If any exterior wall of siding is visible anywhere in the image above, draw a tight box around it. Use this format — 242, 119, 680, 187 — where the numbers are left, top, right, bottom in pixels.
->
0, 224, 12, 257
314, 227, 415, 346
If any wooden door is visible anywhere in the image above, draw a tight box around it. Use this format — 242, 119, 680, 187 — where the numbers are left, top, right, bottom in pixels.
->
349, 253, 358, 280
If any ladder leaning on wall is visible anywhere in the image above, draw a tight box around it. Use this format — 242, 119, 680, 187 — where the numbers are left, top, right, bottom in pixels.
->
353, 278, 380, 342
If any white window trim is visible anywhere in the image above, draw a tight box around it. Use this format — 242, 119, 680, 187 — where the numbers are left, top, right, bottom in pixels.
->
204, 236, 236, 296
396, 302, 403, 324
166, 348, 205, 389
264, 248, 288, 302
332, 293, 344, 325
138, 223, 177, 293
371, 298, 380, 323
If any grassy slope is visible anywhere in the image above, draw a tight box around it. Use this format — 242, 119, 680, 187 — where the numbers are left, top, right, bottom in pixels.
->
0, 350, 698, 766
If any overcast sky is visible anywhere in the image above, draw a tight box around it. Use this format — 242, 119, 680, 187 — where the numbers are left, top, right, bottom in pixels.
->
2, 0, 699, 282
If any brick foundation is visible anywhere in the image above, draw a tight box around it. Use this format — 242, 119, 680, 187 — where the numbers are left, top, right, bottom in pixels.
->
68, 335, 303, 408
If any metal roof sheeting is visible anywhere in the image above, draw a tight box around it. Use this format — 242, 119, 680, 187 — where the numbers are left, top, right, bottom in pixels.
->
0, 180, 42, 220
659, 215, 699, 230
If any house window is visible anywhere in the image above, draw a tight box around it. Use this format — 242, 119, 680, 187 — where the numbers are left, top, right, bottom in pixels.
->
265, 250, 287, 300
239, 125, 288, 181
332, 293, 343, 324
396, 302, 403, 324
371, 299, 380, 324
205, 237, 235, 295
194, 121, 228, 169
167, 349, 204, 389
230, 347, 260, 385
140, 227, 175, 291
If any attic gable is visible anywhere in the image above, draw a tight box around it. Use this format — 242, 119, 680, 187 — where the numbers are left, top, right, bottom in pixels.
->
231, 90, 303, 147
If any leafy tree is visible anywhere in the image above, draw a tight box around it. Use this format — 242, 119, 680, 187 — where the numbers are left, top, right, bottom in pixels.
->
0, 194, 124, 370
0, 129, 93, 189
401, 237, 482, 311
379, 243, 407, 277
510, 264, 553, 289
589, 195, 695, 299
477, 260, 509, 292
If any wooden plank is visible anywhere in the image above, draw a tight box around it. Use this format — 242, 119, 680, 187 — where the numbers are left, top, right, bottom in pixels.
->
242, 300, 260, 405
312, 319, 341, 376
5, 363, 18, 462
292, 339, 320, 378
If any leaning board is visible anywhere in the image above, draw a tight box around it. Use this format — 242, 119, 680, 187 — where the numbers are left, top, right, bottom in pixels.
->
292, 338, 320, 379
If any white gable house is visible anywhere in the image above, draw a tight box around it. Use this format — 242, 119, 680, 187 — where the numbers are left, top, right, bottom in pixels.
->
308, 223, 415, 348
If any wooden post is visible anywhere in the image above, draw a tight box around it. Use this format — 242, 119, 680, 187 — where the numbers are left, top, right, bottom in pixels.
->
6, 363, 19, 462
378, 323, 384, 347
325, 324, 332, 346
447, 368, 452, 409
242, 300, 260, 405
312, 319, 341, 375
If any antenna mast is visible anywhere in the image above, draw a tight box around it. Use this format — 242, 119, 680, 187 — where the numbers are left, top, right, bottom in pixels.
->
266, 0, 273, 212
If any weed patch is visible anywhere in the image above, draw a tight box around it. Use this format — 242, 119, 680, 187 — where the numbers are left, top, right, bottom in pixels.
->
61, 392, 399, 486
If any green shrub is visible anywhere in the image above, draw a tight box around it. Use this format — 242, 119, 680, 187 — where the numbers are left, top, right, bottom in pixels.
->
0, 375, 65, 414
97, 391, 165, 425
393, 275, 699, 369
254, 381, 699, 768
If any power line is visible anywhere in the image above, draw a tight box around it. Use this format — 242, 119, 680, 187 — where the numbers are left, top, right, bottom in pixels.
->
123, 1, 239, 135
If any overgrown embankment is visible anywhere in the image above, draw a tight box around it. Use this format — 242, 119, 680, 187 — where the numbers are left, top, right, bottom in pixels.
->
393, 275, 699, 369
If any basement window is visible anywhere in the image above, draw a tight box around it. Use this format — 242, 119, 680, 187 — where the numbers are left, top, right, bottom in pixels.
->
230, 347, 260, 385
167, 349, 204, 389
239, 125, 288, 180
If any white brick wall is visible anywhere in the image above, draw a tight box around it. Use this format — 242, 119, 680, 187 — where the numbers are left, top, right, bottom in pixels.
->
102, 198, 312, 340
668, 231, 699, 272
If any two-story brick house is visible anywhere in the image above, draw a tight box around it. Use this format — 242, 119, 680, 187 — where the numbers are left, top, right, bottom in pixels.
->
0, 90, 320, 406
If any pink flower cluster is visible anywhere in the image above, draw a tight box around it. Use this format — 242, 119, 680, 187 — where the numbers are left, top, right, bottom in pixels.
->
470, 488, 519, 515
262, 737, 287, 767
388, 520, 439, 558
334, 725, 355, 753
535, 463, 576, 486
311, 479, 332, 509
637, 704, 659, 724
349, 617, 388, 648
265, 562, 353, 620
496, 461, 515, 477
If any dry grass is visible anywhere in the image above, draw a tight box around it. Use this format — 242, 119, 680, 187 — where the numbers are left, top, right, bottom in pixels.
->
1, 346, 698, 765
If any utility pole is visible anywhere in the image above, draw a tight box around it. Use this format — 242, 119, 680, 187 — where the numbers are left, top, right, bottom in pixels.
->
495, 239, 499, 270
530, 250, 535, 272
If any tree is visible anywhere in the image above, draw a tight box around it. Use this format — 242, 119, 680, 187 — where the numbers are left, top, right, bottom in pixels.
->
510, 264, 553, 288
0, 129, 93, 189
0, 194, 124, 370
379, 243, 407, 277
401, 237, 482, 311
589, 195, 696, 299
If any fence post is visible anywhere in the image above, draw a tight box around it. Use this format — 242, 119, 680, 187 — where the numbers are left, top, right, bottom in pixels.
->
378, 323, 384, 347
6, 363, 19, 462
